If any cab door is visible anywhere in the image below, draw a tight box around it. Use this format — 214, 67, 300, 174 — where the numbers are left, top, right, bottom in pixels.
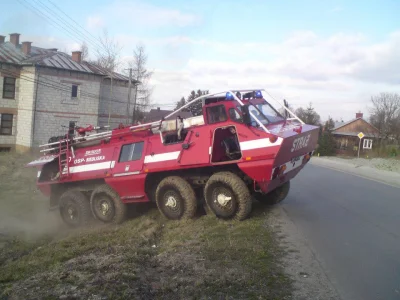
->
106, 141, 148, 202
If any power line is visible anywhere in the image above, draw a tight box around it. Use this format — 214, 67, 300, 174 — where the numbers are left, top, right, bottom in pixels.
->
46, 0, 104, 50
1, 67, 161, 108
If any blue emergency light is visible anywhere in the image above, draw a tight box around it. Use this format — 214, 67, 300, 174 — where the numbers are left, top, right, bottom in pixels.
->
226, 92, 234, 100
255, 90, 262, 98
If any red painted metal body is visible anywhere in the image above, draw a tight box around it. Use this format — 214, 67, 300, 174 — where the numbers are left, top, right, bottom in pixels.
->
27, 94, 319, 204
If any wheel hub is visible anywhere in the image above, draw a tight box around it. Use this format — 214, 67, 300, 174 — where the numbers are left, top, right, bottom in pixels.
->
67, 207, 75, 219
216, 193, 232, 206
165, 196, 177, 208
101, 201, 109, 216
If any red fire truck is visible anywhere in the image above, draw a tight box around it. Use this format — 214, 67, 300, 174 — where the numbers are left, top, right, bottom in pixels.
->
27, 89, 319, 226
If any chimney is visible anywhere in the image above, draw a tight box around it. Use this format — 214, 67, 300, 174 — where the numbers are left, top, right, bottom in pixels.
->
9, 33, 20, 46
48, 48, 58, 52
0, 35, 5, 44
22, 41, 32, 55
356, 112, 363, 119
71, 51, 82, 63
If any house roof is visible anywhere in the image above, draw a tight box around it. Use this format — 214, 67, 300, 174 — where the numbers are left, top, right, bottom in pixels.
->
0, 41, 130, 82
332, 118, 360, 131
146, 108, 193, 122
331, 117, 380, 137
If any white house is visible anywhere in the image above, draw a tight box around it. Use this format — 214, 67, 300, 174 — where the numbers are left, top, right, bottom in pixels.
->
0, 33, 138, 152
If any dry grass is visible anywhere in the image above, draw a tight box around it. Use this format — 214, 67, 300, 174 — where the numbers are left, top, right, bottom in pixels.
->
0, 153, 293, 300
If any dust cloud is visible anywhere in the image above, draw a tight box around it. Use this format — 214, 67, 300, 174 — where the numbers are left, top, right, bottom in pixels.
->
0, 153, 64, 242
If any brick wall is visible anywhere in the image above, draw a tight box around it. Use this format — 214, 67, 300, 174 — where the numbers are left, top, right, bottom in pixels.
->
0, 66, 20, 148
32, 70, 101, 146
99, 80, 132, 127
15, 66, 36, 148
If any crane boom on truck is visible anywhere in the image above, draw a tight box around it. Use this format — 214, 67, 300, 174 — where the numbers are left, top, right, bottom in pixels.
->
26, 89, 319, 226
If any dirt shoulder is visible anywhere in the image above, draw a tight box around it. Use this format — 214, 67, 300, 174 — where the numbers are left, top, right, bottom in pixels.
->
0, 153, 294, 300
309, 157, 400, 188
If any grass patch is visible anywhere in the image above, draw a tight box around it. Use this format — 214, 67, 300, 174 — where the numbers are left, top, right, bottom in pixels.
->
0, 152, 293, 299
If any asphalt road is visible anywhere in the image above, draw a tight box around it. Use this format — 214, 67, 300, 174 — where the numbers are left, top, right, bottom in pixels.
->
283, 164, 400, 300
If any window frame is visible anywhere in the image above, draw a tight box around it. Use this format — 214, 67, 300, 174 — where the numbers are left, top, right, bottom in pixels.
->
207, 105, 228, 124
363, 138, 373, 149
119, 141, 144, 163
71, 84, 79, 99
3, 77, 16, 99
228, 108, 243, 123
0, 114, 13, 136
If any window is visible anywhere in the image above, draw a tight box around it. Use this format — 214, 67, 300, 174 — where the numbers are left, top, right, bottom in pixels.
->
71, 85, 78, 98
229, 108, 243, 123
119, 142, 144, 162
249, 103, 284, 124
363, 139, 373, 149
207, 105, 227, 124
0, 114, 13, 135
3, 77, 16, 99
0, 147, 11, 152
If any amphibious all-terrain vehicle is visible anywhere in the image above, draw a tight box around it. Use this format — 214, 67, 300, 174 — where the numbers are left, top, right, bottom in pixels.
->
27, 89, 319, 226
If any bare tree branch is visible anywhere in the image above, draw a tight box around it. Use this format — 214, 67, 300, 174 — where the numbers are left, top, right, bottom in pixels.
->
80, 42, 89, 61
369, 92, 400, 140
91, 29, 122, 73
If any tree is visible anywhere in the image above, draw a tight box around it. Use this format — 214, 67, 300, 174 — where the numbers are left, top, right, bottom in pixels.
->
318, 131, 335, 156
80, 42, 89, 61
369, 92, 400, 140
175, 97, 186, 110
295, 103, 321, 125
186, 89, 209, 116
128, 44, 153, 123
325, 116, 335, 131
92, 29, 122, 72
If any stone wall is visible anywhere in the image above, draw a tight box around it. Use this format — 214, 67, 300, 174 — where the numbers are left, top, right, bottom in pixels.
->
0, 64, 20, 149
15, 66, 36, 149
32, 68, 101, 146
99, 79, 133, 128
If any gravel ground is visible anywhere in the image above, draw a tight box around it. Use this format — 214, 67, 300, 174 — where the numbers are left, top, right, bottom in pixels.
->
319, 157, 400, 174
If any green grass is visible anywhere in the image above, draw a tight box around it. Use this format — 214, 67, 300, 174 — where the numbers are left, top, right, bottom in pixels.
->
0, 153, 293, 299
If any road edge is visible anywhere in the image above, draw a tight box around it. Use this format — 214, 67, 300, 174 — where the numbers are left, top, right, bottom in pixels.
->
309, 157, 400, 188
267, 205, 343, 300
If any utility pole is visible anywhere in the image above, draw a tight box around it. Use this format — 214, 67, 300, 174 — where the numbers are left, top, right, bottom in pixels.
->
126, 68, 132, 124
132, 75, 139, 124
108, 73, 113, 127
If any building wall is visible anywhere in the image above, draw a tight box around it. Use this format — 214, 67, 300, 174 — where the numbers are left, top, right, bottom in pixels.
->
0, 64, 20, 150
32, 68, 102, 146
333, 135, 377, 156
15, 66, 36, 151
99, 79, 133, 128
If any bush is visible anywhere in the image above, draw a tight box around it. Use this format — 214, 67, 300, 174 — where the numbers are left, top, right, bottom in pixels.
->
317, 132, 335, 156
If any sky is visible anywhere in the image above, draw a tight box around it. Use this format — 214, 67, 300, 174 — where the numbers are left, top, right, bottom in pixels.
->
1, 0, 399, 121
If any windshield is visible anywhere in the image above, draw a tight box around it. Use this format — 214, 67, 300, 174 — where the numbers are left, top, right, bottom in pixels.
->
248, 101, 285, 125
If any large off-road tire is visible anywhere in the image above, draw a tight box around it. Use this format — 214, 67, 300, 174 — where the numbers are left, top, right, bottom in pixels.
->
204, 172, 252, 221
155, 176, 197, 220
59, 189, 92, 227
254, 181, 291, 205
90, 184, 127, 224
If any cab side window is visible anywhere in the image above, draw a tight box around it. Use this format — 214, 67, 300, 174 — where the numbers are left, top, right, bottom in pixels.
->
207, 105, 227, 124
119, 142, 144, 162
229, 108, 243, 123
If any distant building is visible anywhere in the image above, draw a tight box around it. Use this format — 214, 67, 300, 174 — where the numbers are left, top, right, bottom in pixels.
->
331, 112, 380, 155
145, 107, 193, 122
0, 33, 138, 152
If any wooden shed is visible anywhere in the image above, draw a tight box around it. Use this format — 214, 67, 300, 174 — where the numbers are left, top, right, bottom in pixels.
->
331, 113, 380, 156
